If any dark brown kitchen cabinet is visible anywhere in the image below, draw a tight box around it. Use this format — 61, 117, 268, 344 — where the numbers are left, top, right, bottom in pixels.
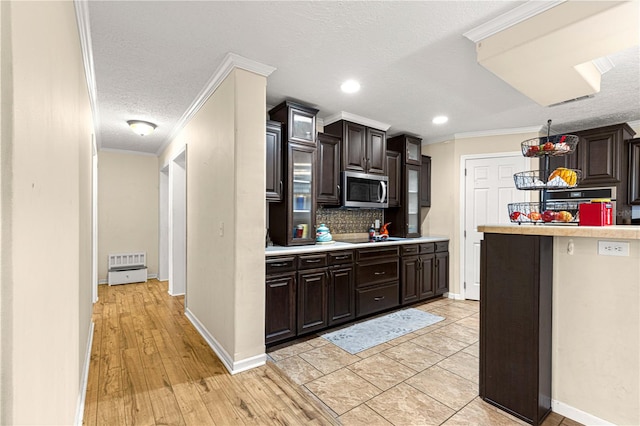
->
629, 138, 640, 205
266, 120, 283, 202
421, 155, 431, 207
268, 101, 320, 245
480, 233, 552, 425
327, 251, 355, 326
265, 271, 296, 345
401, 243, 440, 305
316, 132, 341, 206
355, 246, 399, 317
324, 120, 387, 175
387, 150, 401, 207
548, 123, 635, 224
386, 135, 423, 238
269, 101, 319, 148
434, 248, 449, 296
297, 268, 328, 334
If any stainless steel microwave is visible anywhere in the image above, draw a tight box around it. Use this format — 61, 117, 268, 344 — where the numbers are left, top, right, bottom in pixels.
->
342, 171, 388, 208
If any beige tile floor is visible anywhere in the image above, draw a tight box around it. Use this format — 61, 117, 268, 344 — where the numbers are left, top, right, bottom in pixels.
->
268, 297, 583, 426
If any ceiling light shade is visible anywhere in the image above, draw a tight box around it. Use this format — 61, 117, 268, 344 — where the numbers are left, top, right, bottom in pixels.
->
432, 115, 449, 125
127, 120, 157, 136
340, 80, 361, 94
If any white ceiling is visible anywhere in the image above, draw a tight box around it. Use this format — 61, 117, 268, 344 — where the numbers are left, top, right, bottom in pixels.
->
85, 1, 640, 155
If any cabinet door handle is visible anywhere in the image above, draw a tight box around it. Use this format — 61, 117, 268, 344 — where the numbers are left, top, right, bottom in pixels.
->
374, 296, 385, 301
279, 180, 283, 193
337, 184, 341, 199
305, 259, 321, 263
334, 255, 349, 260
270, 282, 288, 288
271, 262, 288, 267
374, 271, 386, 276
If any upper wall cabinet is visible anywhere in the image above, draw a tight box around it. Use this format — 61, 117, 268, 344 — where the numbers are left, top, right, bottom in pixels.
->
266, 120, 283, 202
269, 101, 320, 147
317, 132, 341, 206
386, 150, 401, 208
420, 155, 431, 207
324, 120, 387, 175
629, 138, 640, 205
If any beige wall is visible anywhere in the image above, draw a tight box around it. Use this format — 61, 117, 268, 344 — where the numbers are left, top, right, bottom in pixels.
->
98, 151, 159, 281
164, 68, 266, 366
553, 237, 639, 425
421, 131, 538, 295
1, 1, 94, 424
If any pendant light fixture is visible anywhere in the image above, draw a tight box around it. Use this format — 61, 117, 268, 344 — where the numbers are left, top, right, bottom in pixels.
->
127, 120, 157, 136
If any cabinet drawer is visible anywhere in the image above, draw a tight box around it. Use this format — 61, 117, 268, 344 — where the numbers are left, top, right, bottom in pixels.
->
266, 256, 296, 274
357, 246, 399, 261
356, 259, 399, 287
435, 241, 449, 253
420, 243, 435, 254
356, 282, 399, 317
298, 253, 328, 269
328, 250, 354, 266
401, 244, 419, 256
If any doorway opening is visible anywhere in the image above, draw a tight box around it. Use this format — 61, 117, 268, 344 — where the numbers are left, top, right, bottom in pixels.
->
169, 149, 187, 297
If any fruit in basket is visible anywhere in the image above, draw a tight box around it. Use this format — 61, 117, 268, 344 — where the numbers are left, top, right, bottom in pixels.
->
542, 210, 557, 223
528, 211, 542, 221
548, 167, 577, 186
543, 142, 554, 151
556, 210, 574, 222
510, 211, 522, 221
526, 146, 540, 157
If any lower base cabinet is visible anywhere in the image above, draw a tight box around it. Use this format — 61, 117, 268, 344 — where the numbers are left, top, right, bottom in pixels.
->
265, 272, 296, 345
266, 241, 448, 345
297, 268, 328, 334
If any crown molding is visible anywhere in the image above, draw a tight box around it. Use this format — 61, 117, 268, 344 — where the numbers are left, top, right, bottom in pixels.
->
99, 147, 159, 157
156, 53, 276, 156
322, 111, 391, 131
454, 125, 542, 140
463, 0, 565, 43
74, 0, 101, 148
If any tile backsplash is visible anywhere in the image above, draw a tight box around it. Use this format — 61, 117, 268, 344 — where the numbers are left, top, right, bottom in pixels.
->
316, 207, 383, 234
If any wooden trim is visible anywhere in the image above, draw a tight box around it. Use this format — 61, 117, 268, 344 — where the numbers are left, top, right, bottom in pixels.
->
74, 321, 94, 426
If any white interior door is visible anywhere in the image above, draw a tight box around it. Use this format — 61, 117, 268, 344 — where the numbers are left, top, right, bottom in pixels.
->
169, 150, 187, 296
463, 155, 528, 300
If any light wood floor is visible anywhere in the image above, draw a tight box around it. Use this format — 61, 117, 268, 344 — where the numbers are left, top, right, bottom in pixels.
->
83, 280, 337, 425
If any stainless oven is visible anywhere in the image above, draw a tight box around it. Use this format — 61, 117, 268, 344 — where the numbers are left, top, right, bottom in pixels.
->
545, 186, 616, 218
342, 171, 388, 208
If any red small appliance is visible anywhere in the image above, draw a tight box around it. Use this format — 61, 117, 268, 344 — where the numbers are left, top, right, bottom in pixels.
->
579, 201, 613, 226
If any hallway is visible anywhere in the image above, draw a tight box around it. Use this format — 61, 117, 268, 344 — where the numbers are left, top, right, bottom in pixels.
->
83, 280, 335, 425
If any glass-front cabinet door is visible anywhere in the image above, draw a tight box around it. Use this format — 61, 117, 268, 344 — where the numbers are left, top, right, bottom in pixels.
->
289, 143, 316, 245
289, 107, 316, 146
406, 136, 422, 165
406, 164, 421, 237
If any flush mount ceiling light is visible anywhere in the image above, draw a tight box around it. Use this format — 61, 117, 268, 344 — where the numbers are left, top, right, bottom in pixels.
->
127, 120, 157, 136
464, 1, 639, 106
432, 115, 449, 125
340, 80, 361, 94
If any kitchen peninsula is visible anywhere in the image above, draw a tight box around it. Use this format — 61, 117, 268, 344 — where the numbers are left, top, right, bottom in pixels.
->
479, 224, 640, 426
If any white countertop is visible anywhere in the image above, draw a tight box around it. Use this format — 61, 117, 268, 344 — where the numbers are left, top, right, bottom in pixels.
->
265, 235, 449, 256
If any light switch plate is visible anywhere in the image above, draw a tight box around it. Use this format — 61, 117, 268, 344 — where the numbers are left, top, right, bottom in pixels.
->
598, 240, 629, 256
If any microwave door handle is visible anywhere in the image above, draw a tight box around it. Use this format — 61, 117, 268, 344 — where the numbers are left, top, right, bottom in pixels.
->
378, 181, 387, 203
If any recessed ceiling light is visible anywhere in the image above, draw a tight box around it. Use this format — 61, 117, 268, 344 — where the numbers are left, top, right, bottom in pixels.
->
432, 115, 448, 125
127, 120, 157, 136
340, 80, 361, 94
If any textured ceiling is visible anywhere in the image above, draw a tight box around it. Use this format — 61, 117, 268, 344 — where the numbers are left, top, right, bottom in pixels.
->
86, 1, 640, 155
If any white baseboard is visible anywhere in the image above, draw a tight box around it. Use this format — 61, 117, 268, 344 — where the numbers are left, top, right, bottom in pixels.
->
446, 292, 464, 300
552, 399, 614, 425
168, 291, 185, 297
75, 321, 94, 426
184, 308, 266, 375
99, 273, 157, 285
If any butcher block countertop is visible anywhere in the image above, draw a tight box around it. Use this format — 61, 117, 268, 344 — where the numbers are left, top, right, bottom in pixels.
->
477, 224, 640, 240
